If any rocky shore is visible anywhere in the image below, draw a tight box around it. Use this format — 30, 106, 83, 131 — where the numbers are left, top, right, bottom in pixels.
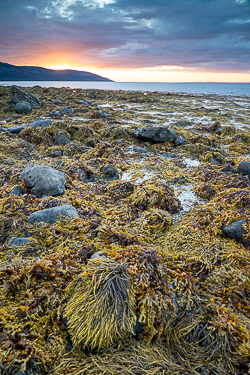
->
0, 85, 250, 374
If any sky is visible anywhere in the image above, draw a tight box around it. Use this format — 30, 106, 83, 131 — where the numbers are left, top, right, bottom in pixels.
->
0, 0, 250, 82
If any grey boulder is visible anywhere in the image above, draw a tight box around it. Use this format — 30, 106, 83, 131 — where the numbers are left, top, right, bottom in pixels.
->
28, 204, 79, 224
8, 237, 32, 247
237, 160, 250, 178
100, 164, 119, 179
55, 132, 70, 145
222, 219, 250, 247
61, 106, 74, 115
15, 101, 32, 115
19, 164, 66, 197
30, 119, 52, 129
10, 86, 42, 107
134, 126, 176, 143
7, 125, 25, 134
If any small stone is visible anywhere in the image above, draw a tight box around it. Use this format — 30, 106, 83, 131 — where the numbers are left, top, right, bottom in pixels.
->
55, 132, 70, 145
79, 100, 94, 106
19, 164, 66, 197
6, 118, 14, 123
90, 92, 96, 99
54, 99, 63, 105
61, 106, 74, 115
210, 157, 221, 165
133, 146, 148, 153
99, 109, 111, 118
15, 101, 32, 115
222, 219, 250, 247
175, 135, 185, 146
169, 105, 174, 109
0, 127, 6, 132
27, 204, 79, 224
29, 119, 52, 129
52, 110, 63, 118
7, 125, 25, 134
8, 237, 32, 247
9, 185, 22, 196
237, 160, 250, 178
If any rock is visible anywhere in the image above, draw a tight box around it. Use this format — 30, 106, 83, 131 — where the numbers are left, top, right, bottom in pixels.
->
90, 251, 106, 260
54, 99, 63, 105
27, 204, 79, 224
7, 125, 25, 134
134, 126, 176, 143
64, 141, 89, 156
169, 105, 174, 109
99, 109, 111, 118
100, 164, 119, 179
55, 132, 70, 145
175, 135, 185, 146
9, 185, 22, 196
237, 160, 250, 178
61, 106, 74, 115
79, 100, 94, 106
210, 157, 221, 165
6, 118, 13, 123
133, 146, 148, 153
0, 127, 6, 132
8, 237, 32, 247
222, 219, 250, 247
15, 101, 32, 115
52, 110, 63, 118
222, 164, 235, 174
29, 119, 52, 129
10, 86, 42, 107
19, 164, 66, 197
90, 92, 96, 99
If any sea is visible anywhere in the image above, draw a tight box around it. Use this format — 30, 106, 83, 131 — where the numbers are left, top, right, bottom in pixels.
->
1, 81, 250, 97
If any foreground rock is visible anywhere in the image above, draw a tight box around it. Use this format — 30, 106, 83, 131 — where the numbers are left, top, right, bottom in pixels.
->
19, 165, 66, 197
133, 126, 176, 143
27, 204, 79, 224
222, 219, 250, 247
15, 101, 31, 115
7, 125, 25, 134
237, 160, 250, 178
11, 85, 42, 107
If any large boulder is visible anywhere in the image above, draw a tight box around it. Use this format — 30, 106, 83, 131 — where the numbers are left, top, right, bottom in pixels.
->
19, 164, 66, 197
15, 101, 31, 115
237, 160, 250, 178
27, 204, 79, 224
133, 126, 176, 143
11, 86, 41, 107
222, 219, 250, 247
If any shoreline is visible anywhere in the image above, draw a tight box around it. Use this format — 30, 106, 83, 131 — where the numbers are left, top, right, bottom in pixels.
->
0, 85, 250, 374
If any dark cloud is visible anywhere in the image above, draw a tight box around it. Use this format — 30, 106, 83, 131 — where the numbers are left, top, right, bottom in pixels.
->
0, 0, 249, 72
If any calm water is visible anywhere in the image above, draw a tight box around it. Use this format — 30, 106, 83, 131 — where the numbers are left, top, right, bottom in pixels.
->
1, 81, 250, 97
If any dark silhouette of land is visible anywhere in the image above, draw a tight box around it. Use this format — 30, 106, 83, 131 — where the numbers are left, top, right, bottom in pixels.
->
0, 62, 113, 81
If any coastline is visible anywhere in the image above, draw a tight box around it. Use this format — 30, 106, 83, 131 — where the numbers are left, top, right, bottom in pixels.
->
0, 85, 250, 374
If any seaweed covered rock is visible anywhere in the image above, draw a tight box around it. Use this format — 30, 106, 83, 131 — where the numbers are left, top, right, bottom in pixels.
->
19, 164, 66, 197
0, 215, 13, 243
72, 126, 94, 143
222, 219, 250, 247
134, 126, 176, 143
64, 258, 136, 349
10, 86, 42, 107
7, 125, 25, 134
55, 131, 70, 145
237, 160, 250, 178
129, 182, 181, 212
100, 163, 119, 179
8, 237, 33, 247
27, 204, 79, 224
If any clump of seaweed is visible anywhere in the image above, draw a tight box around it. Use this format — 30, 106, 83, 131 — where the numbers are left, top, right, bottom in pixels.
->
128, 182, 181, 213
64, 257, 136, 350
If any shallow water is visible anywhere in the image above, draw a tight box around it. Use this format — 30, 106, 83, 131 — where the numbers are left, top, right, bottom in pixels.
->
1, 81, 250, 96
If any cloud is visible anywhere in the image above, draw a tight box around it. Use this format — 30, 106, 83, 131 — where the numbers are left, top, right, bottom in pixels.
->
0, 0, 249, 72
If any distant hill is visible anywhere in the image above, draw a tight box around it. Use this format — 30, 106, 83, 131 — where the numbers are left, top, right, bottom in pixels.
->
0, 62, 113, 81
